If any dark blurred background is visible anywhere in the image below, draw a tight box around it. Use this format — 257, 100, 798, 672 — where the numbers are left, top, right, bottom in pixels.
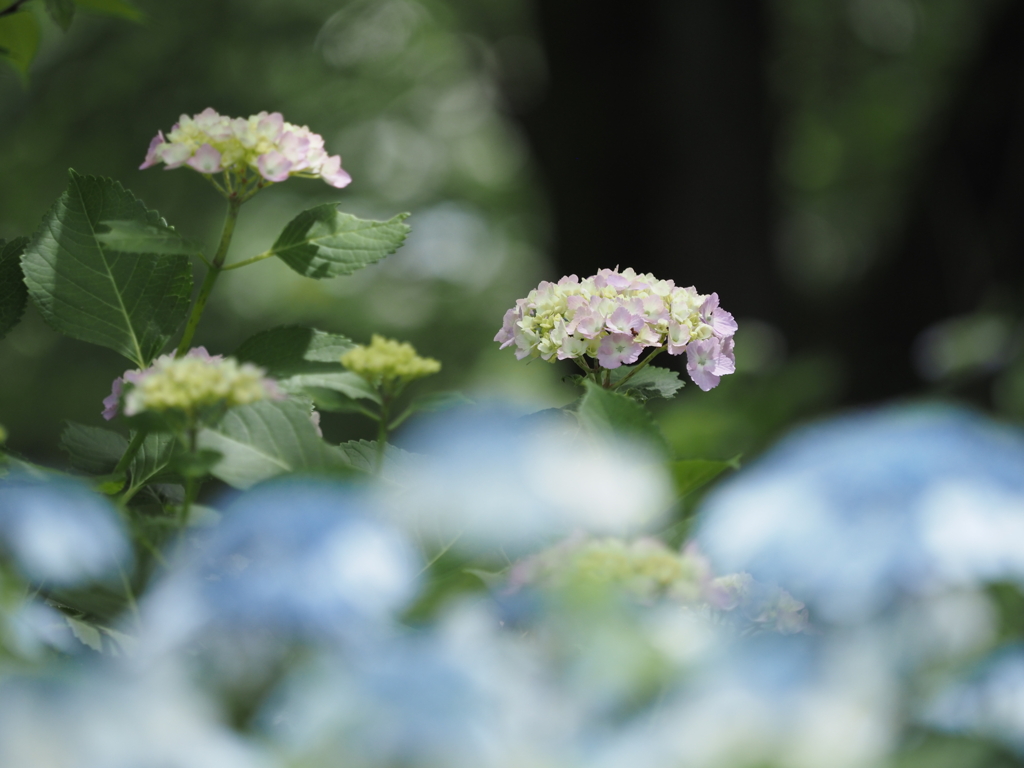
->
2, 0, 1024, 465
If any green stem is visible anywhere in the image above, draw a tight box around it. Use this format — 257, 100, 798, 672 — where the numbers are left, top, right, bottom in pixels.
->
178, 427, 199, 532
221, 250, 274, 271
572, 358, 592, 376
612, 347, 666, 390
113, 429, 147, 477
175, 197, 242, 357
118, 564, 140, 629
376, 395, 390, 476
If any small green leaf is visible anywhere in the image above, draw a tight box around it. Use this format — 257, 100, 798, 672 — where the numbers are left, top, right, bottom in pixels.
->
670, 456, 740, 498
92, 473, 126, 494
306, 387, 380, 417
59, 422, 128, 474
0, 237, 29, 340
95, 219, 202, 256
65, 615, 103, 652
72, 0, 142, 22
0, 11, 39, 79
235, 325, 379, 403
609, 364, 684, 402
197, 399, 349, 489
270, 206, 410, 279
576, 379, 668, 453
21, 171, 194, 367
44, 0, 76, 30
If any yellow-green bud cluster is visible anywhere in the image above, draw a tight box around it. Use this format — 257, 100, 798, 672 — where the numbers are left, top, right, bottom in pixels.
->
341, 335, 441, 388
123, 354, 276, 417
511, 537, 705, 602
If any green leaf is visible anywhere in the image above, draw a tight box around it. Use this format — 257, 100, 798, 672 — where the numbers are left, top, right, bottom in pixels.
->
333, 438, 414, 480
235, 325, 379, 403
0, 237, 29, 340
389, 390, 472, 429
670, 456, 740, 498
64, 614, 136, 655
0, 11, 39, 79
44, 0, 76, 30
59, 422, 128, 474
95, 219, 202, 256
270, 206, 410, 279
304, 387, 379, 418
576, 379, 668, 453
72, 0, 142, 21
65, 615, 103, 652
235, 324, 355, 370
91, 473, 126, 494
465, 567, 507, 589
169, 448, 222, 479
197, 399, 348, 489
21, 171, 194, 367
609, 364, 684, 402
129, 430, 180, 488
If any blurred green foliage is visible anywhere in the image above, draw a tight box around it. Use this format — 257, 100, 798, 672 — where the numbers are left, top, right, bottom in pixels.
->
0, 0, 556, 461
3, 0, 1023, 482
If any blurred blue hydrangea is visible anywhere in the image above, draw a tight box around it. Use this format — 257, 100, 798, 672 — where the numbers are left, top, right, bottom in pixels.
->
0, 668, 270, 768
696, 406, 1024, 621
384, 407, 673, 553
924, 644, 1024, 753
0, 473, 131, 585
141, 479, 420, 655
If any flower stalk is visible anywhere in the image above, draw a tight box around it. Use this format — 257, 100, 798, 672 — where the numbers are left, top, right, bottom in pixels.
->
176, 196, 241, 357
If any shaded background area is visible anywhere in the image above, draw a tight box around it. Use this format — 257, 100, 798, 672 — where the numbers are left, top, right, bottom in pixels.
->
2, 0, 1024, 465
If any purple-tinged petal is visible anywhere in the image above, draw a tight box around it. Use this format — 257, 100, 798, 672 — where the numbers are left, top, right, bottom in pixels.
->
701, 292, 738, 338
495, 307, 519, 348
256, 151, 293, 182
606, 305, 643, 335
159, 143, 192, 169
256, 111, 285, 142
667, 322, 690, 355
186, 143, 223, 173
102, 377, 124, 420
597, 333, 643, 369
686, 338, 723, 391
139, 132, 166, 170
320, 155, 352, 188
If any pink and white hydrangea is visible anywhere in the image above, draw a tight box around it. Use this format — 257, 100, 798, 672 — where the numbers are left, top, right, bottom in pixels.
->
494, 267, 738, 389
140, 108, 352, 189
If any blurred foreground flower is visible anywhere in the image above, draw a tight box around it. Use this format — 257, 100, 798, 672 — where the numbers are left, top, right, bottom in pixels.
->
140, 479, 419, 659
381, 408, 674, 552
103, 347, 280, 422
0, 669, 268, 768
141, 108, 351, 191
0, 474, 130, 585
697, 406, 1024, 621
495, 267, 736, 390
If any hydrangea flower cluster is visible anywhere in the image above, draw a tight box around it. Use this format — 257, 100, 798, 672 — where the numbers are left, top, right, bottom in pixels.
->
509, 536, 706, 602
508, 535, 807, 632
341, 335, 441, 388
140, 108, 352, 188
494, 268, 738, 390
102, 347, 280, 420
